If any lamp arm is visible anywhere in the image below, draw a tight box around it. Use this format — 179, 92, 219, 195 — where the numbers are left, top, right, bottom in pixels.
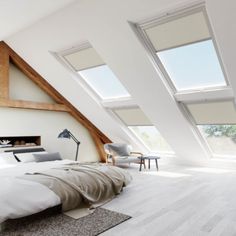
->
68, 131, 80, 161
68, 131, 80, 144
75, 143, 79, 161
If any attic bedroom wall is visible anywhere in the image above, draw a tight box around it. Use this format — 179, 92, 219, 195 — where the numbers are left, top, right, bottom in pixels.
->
0, 64, 99, 162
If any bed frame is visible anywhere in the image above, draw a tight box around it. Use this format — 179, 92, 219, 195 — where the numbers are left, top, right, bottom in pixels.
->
4, 147, 45, 161
0, 147, 54, 232
1, 204, 62, 232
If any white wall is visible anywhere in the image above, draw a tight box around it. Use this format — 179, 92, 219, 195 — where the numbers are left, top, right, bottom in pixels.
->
10, 64, 55, 103
0, 64, 99, 162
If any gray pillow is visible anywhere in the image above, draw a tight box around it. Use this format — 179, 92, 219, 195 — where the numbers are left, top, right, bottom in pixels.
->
108, 144, 130, 156
33, 152, 62, 162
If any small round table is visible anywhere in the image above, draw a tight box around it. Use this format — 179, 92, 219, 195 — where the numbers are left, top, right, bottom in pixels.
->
139, 155, 160, 171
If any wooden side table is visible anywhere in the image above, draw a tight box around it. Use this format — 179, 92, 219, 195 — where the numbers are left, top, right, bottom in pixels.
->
139, 156, 160, 171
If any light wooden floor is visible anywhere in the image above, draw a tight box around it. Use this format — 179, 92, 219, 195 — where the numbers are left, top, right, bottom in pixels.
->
101, 159, 236, 236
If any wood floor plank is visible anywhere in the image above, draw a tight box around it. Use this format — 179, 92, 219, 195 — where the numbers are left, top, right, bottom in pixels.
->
101, 160, 236, 236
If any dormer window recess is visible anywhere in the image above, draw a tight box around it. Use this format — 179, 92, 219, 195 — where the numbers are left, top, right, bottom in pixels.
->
63, 45, 130, 100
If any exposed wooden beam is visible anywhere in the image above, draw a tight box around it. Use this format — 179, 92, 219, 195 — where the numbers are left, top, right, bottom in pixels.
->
0, 42, 9, 99
0, 98, 69, 112
90, 132, 107, 162
1, 41, 111, 161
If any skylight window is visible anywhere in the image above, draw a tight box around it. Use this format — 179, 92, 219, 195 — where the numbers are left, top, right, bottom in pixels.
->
78, 65, 130, 99
198, 125, 236, 157
114, 107, 173, 153
63, 46, 130, 100
157, 40, 226, 90
144, 10, 227, 91
129, 126, 174, 153
186, 101, 236, 157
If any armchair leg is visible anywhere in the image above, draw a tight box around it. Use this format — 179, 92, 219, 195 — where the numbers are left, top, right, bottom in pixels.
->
139, 158, 146, 171
139, 159, 142, 171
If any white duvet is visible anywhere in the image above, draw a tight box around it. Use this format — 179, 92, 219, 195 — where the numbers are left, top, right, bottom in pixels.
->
0, 159, 74, 223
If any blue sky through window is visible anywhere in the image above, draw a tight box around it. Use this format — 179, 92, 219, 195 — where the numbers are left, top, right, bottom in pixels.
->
157, 40, 226, 91
78, 65, 130, 99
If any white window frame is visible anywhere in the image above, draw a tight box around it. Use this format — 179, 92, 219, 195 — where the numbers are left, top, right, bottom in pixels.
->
54, 42, 131, 102
109, 106, 175, 155
183, 99, 236, 159
133, 4, 230, 99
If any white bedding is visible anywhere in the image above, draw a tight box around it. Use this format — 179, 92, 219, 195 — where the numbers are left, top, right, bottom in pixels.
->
0, 159, 74, 223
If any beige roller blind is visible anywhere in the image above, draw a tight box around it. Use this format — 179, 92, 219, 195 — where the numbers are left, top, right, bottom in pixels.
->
145, 11, 210, 52
114, 108, 152, 126
64, 47, 104, 71
187, 101, 236, 125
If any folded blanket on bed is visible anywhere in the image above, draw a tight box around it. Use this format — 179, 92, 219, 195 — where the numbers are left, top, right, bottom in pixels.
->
18, 163, 132, 211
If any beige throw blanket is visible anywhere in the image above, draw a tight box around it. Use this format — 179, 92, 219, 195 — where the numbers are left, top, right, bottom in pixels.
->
19, 163, 132, 211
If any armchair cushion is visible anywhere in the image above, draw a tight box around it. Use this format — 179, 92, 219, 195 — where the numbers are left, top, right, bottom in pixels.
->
104, 143, 143, 165
107, 143, 130, 156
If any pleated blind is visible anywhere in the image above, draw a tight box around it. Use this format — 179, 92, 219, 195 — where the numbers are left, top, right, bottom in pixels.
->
114, 108, 152, 126
145, 11, 210, 52
187, 101, 236, 125
64, 47, 104, 71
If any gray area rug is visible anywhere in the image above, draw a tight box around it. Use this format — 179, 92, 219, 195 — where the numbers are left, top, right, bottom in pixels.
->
0, 208, 131, 236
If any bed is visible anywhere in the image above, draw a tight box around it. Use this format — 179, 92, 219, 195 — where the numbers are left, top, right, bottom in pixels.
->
0, 148, 132, 225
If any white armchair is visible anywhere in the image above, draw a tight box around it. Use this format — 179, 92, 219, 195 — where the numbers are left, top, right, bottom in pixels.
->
104, 143, 145, 167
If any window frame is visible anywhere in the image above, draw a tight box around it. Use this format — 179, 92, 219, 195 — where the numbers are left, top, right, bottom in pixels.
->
183, 98, 236, 158
134, 4, 230, 96
128, 125, 175, 155
110, 106, 175, 155
55, 42, 131, 102
197, 123, 236, 158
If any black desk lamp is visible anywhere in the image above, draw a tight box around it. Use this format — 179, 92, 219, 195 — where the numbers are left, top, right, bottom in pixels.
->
58, 129, 80, 161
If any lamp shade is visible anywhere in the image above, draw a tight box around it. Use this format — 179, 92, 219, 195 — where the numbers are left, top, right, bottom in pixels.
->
57, 129, 80, 161
58, 129, 71, 139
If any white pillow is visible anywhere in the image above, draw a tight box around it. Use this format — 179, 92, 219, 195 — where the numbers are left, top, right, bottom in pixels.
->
0, 152, 18, 164
15, 151, 48, 163
33, 152, 62, 162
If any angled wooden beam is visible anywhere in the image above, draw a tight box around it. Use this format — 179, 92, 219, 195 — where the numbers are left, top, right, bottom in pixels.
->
0, 42, 9, 99
90, 132, 107, 162
0, 99, 69, 112
1, 41, 111, 161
